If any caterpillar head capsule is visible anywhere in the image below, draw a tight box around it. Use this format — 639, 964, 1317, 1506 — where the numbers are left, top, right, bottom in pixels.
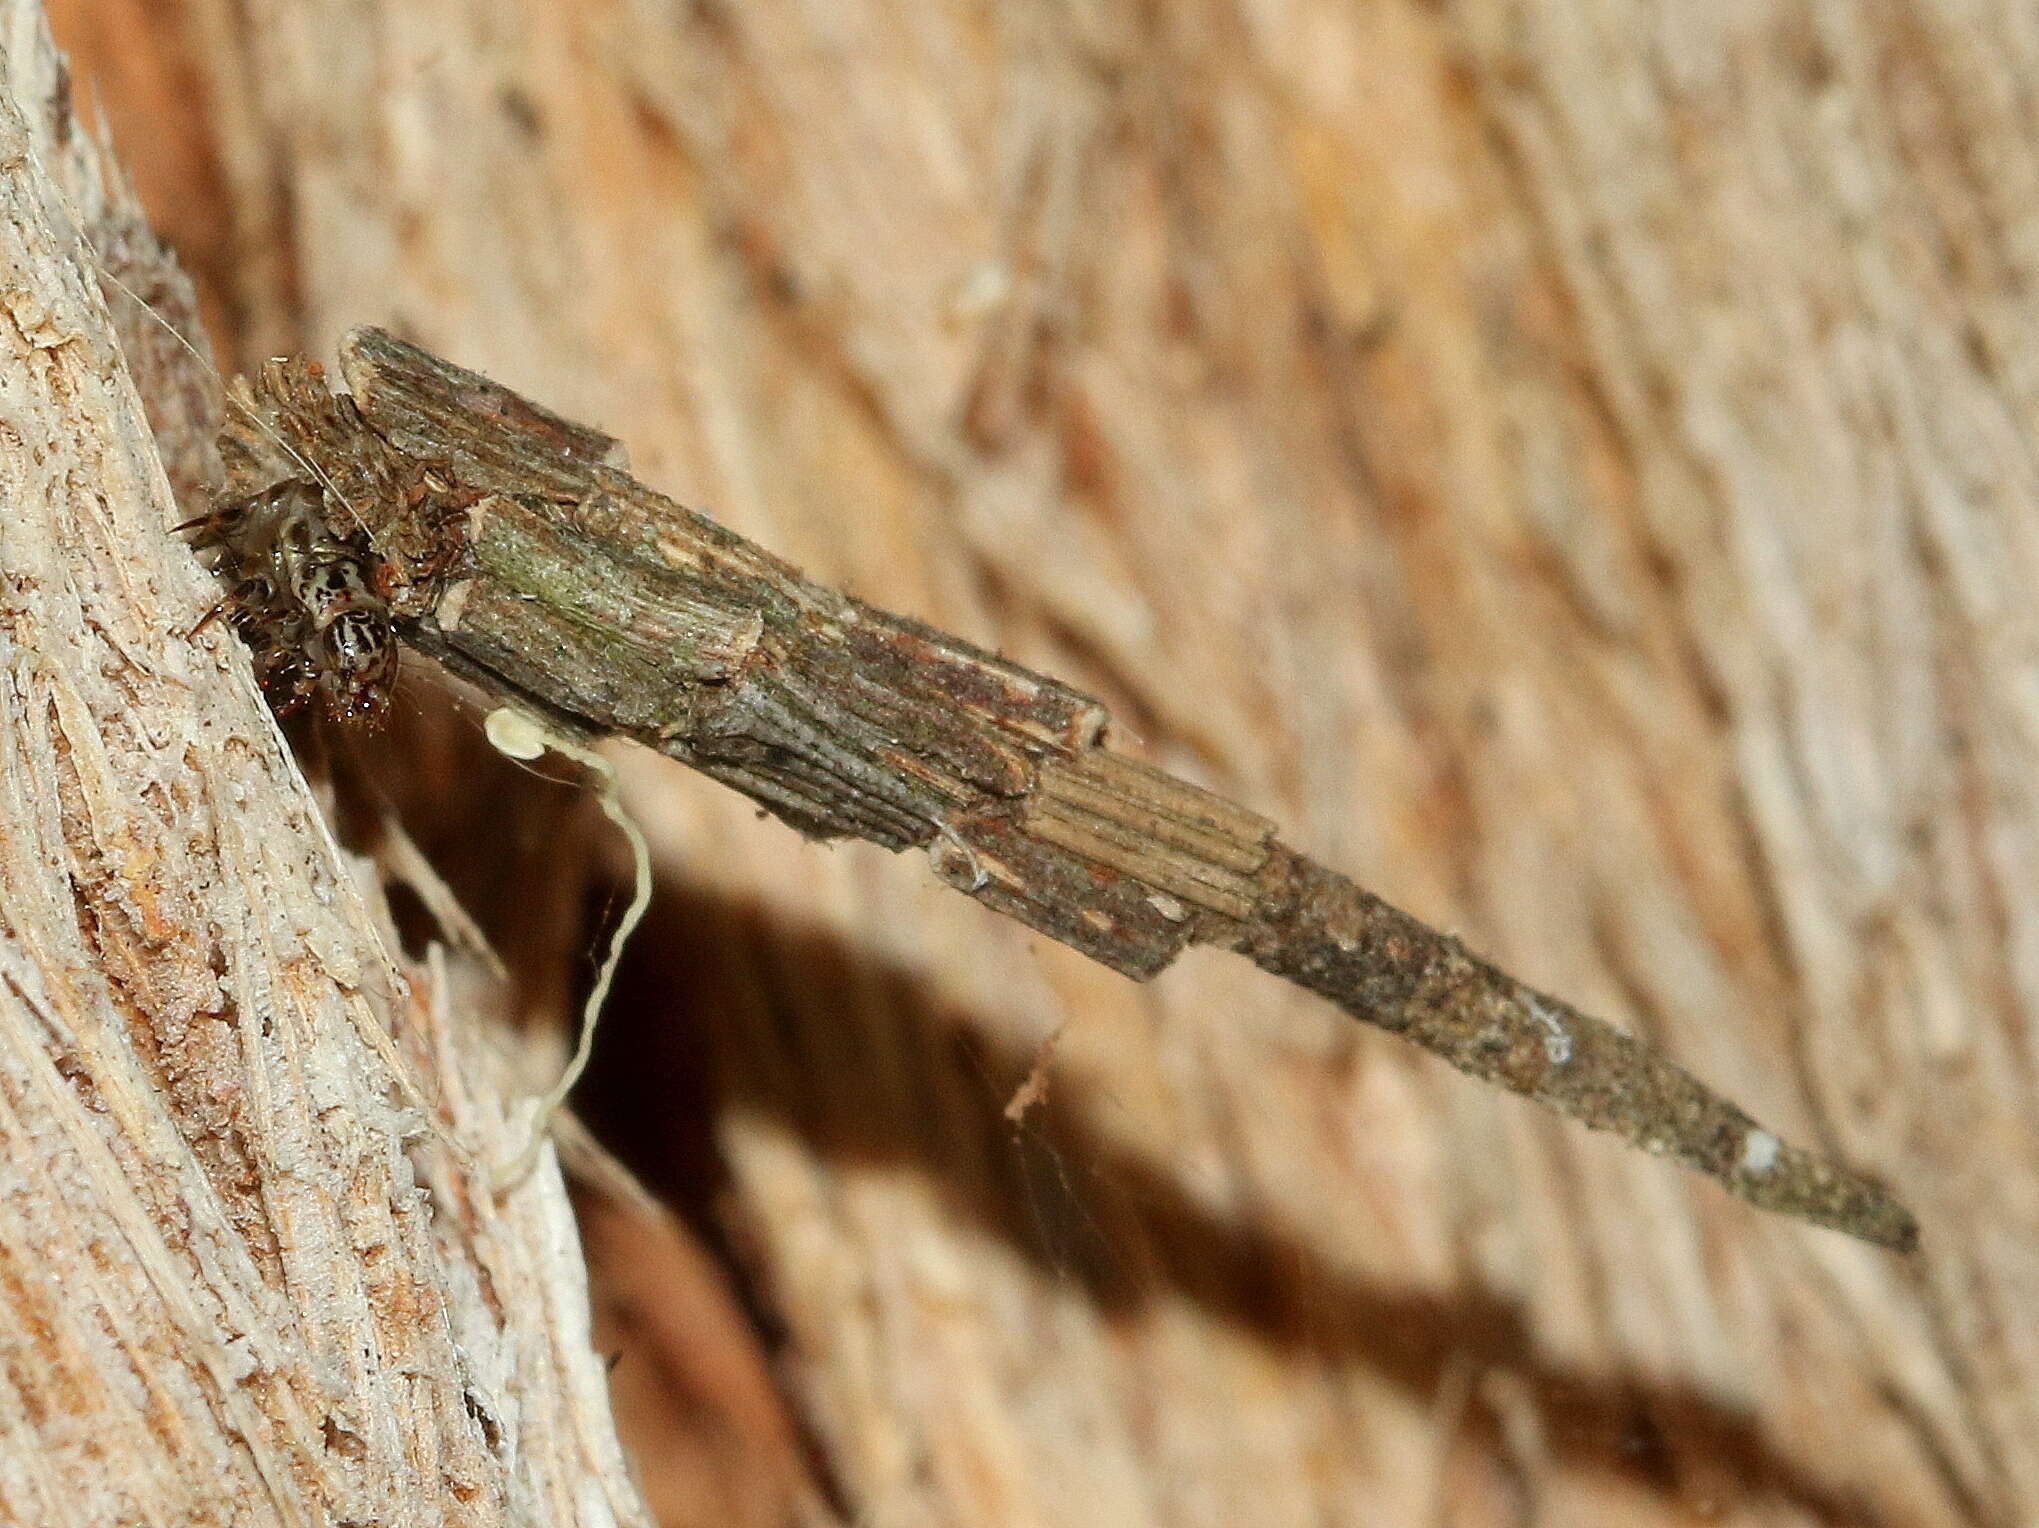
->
181, 478, 400, 722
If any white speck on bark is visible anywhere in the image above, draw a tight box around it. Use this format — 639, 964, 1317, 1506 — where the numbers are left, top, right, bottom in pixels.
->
1527, 995, 1573, 1065
1740, 1129, 1782, 1176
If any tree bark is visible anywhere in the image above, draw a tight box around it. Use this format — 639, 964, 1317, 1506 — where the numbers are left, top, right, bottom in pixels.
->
39, 1, 2038, 1526
0, 5, 653, 1523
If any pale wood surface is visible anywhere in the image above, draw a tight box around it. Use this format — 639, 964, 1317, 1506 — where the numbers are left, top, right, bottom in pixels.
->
40, 2, 2038, 1525
0, 3, 653, 1522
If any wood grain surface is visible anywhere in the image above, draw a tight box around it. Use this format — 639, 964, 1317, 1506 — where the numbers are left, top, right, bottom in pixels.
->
36, 2, 2035, 1524
0, 3, 652, 1523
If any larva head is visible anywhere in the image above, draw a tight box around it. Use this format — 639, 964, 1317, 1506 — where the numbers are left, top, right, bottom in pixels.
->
316, 607, 399, 720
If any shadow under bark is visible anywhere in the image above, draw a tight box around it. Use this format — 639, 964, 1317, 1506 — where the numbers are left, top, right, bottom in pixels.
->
576, 874, 1900, 1528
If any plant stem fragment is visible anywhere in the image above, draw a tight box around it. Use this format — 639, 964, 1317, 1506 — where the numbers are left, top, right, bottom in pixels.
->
207, 327, 1918, 1252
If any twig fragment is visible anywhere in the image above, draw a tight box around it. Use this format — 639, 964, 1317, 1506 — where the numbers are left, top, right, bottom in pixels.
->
1226, 848, 1915, 1248
205, 327, 1918, 1251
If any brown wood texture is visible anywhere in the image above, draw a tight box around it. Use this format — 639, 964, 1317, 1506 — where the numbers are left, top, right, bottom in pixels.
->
0, 3, 657, 1524
41, 2, 2035, 1525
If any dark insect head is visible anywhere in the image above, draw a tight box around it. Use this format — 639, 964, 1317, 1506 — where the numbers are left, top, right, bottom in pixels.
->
180, 475, 402, 722
316, 609, 398, 721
